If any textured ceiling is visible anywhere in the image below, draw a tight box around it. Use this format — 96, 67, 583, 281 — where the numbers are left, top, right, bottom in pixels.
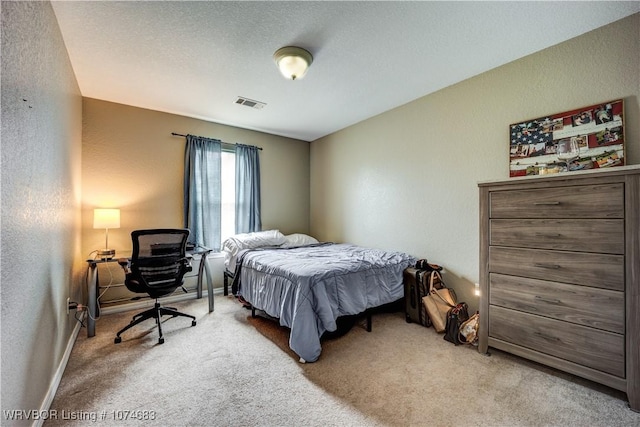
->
51, 1, 639, 142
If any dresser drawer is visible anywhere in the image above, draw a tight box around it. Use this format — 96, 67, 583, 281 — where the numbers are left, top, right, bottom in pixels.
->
489, 183, 624, 219
489, 246, 624, 291
489, 306, 624, 377
490, 219, 624, 254
489, 273, 624, 333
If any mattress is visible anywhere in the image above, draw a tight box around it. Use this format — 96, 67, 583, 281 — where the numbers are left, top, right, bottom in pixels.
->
233, 243, 415, 362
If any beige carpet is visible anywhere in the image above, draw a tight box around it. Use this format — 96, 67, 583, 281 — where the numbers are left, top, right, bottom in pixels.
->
46, 295, 640, 427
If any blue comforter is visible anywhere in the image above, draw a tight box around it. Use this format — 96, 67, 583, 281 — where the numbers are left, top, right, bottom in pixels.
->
235, 243, 415, 362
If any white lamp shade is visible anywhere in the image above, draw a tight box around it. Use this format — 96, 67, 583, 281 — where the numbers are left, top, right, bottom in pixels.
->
274, 46, 313, 80
93, 208, 120, 229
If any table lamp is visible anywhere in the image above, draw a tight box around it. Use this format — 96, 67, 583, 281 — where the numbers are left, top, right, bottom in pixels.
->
93, 208, 120, 259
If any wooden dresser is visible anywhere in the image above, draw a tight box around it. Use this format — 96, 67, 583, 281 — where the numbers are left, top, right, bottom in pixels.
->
478, 165, 639, 411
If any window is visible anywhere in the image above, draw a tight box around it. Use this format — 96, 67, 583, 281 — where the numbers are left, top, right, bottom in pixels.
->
220, 150, 235, 245
184, 137, 259, 249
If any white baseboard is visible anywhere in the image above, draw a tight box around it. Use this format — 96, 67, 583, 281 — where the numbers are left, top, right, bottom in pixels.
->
34, 316, 83, 427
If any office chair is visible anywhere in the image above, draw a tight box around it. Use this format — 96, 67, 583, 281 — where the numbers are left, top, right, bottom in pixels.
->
114, 229, 196, 344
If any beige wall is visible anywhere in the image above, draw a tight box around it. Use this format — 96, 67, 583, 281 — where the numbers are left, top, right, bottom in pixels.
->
310, 13, 640, 312
1, 1, 83, 419
82, 98, 310, 259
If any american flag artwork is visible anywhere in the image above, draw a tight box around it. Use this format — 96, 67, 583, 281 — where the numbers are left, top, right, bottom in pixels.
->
510, 120, 554, 145
508, 99, 625, 177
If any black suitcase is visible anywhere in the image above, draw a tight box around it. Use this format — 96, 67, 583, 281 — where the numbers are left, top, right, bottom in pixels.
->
404, 267, 443, 326
404, 267, 431, 326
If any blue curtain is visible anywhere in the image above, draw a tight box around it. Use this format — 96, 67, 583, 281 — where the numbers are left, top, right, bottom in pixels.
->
235, 144, 261, 233
184, 135, 222, 250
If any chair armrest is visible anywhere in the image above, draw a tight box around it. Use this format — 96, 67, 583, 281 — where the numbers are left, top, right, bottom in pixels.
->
118, 258, 131, 275
183, 256, 193, 273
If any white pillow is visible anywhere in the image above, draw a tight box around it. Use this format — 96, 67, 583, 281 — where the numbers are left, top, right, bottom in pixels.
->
222, 230, 287, 255
280, 233, 319, 248
222, 230, 287, 272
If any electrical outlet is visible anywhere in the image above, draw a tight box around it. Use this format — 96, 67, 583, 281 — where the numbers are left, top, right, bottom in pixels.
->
66, 297, 70, 315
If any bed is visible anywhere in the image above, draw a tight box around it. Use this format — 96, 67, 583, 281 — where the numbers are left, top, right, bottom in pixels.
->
222, 230, 416, 362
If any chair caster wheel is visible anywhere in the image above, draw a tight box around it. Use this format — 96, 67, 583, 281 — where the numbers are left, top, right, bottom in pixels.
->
192, 320, 197, 327
114, 337, 122, 344
158, 338, 165, 344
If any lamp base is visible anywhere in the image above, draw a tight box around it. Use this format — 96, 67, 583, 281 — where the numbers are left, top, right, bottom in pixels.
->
97, 249, 116, 260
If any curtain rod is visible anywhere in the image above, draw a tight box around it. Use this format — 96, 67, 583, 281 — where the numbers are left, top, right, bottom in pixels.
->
171, 132, 262, 150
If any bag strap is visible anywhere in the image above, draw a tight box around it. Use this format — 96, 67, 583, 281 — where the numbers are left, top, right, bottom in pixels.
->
428, 271, 457, 308
428, 271, 445, 292
427, 271, 436, 292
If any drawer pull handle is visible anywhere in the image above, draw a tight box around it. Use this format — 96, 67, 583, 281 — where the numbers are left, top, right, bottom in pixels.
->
534, 232, 562, 238
533, 201, 561, 205
534, 263, 561, 269
534, 296, 562, 305
535, 332, 561, 342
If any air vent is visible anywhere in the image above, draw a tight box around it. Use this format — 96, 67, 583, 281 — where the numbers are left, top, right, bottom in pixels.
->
234, 96, 266, 110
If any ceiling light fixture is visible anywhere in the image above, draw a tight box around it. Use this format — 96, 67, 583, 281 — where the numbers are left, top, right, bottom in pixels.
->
273, 46, 313, 80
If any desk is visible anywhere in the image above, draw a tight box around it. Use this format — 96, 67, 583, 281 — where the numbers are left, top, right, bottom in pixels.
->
85, 248, 213, 337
